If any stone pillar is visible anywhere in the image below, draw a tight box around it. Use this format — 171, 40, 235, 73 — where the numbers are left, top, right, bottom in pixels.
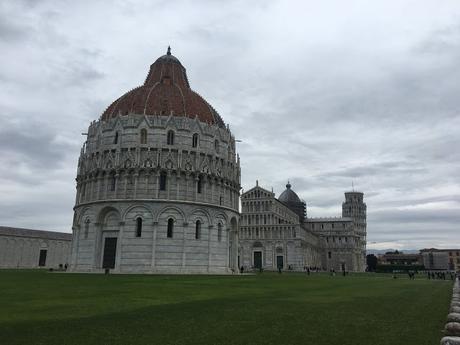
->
92, 222, 102, 270
115, 221, 124, 272
194, 175, 198, 202
167, 171, 171, 200
96, 176, 102, 200
104, 175, 109, 200
176, 173, 181, 200
207, 225, 213, 272
155, 171, 160, 199
182, 222, 188, 269
151, 221, 158, 271
133, 172, 139, 199
114, 172, 120, 199
226, 228, 230, 270
123, 172, 128, 198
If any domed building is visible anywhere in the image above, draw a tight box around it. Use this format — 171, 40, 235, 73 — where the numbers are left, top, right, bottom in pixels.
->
239, 182, 366, 272
278, 182, 306, 223
69, 48, 241, 274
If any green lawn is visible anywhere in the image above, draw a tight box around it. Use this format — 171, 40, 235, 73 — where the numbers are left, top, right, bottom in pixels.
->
0, 270, 452, 345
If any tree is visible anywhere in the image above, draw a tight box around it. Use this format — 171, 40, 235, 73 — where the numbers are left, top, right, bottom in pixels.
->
366, 254, 378, 272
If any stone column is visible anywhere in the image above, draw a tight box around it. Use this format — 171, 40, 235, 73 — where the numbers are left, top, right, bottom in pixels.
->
114, 172, 120, 199
93, 222, 102, 270
155, 171, 160, 199
150, 221, 158, 271
207, 225, 213, 272
210, 179, 214, 204
176, 172, 181, 200
233, 229, 239, 272
133, 172, 139, 199
194, 175, 198, 202
96, 176, 102, 200
167, 171, 171, 200
182, 222, 188, 270
104, 175, 109, 200
226, 228, 230, 270
70, 226, 80, 270
123, 172, 128, 198
115, 221, 124, 272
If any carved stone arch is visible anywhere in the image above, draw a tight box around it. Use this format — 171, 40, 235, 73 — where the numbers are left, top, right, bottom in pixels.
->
212, 211, 228, 227
122, 204, 154, 221
156, 205, 187, 223
188, 208, 212, 226
96, 206, 122, 225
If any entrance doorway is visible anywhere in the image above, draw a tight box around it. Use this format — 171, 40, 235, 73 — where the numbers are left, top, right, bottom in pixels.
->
276, 255, 284, 269
38, 249, 47, 267
253, 251, 262, 269
102, 237, 117, 269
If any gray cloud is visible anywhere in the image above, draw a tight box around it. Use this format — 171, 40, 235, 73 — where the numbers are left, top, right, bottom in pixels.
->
0, 1, 459, 248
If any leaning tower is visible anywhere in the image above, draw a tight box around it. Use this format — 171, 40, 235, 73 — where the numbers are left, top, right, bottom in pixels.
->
342, 191, 367, 271
69, 48, 241, 274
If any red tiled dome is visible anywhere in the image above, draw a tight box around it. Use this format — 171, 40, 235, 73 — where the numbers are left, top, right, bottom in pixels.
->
101, 47, 225, 128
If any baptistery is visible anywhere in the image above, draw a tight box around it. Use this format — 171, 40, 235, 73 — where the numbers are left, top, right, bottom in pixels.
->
69, 48, 241, 274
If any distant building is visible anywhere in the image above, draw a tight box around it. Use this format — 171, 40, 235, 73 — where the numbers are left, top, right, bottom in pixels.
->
239, 182, 367, 272
378, 252, 422, 266
0, 226, 71, 269
420, 248, 460, 271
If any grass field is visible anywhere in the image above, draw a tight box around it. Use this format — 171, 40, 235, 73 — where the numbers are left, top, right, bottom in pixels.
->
0, 270, 452, 345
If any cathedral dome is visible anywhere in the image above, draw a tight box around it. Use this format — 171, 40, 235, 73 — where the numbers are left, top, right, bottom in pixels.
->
278, 182, 301, 203
101, 47, 225, 128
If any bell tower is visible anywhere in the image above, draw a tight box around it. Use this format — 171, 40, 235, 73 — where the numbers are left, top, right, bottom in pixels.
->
342, 191, 367, 270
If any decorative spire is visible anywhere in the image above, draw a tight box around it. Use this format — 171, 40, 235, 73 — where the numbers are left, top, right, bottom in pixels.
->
167, 46, 171, 55
286, 181, 291, 189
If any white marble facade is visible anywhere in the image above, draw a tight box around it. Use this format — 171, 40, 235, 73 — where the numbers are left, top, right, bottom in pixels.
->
239, 184, 367, 272
70, 50, 241, 274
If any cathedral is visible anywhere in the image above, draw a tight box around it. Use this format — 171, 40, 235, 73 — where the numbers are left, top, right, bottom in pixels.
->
239, 182, 367, 272
69, 48, 366, 274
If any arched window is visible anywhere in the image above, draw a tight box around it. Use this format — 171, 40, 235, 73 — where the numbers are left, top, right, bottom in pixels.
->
167, 218, 174, 238
167, 130, 174, 145
214, 139, 219, 153
197, 175, 202, 194
140, 128, 147, 144
114, 131, 119, 144
136, 217, 142, 237
159, 172, 167, 191
110, 174, 116, 191
217, 223, 222, 242
195, 220, 201, 240
192, 133, 199, 148
84, 219, 90, 239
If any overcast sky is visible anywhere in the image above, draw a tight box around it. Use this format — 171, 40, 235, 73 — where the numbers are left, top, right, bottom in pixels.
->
1, 0, 459, 250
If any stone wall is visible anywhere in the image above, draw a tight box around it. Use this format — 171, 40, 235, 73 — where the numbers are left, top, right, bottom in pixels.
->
0, 228, 71, 269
